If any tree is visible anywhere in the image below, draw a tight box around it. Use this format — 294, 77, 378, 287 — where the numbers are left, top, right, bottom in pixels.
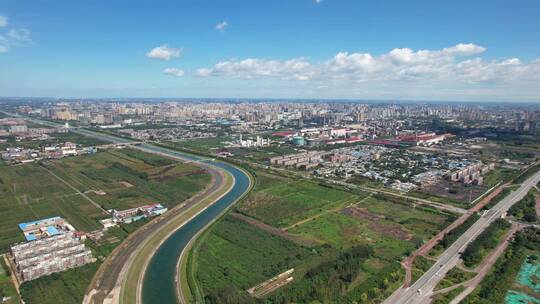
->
360, 292, 368, 303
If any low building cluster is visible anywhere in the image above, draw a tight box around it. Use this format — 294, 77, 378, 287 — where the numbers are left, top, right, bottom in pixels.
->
448, 162, 495, 185
270, 151, 329, 170
18, 216, 76, 241
1, 143, 97, 164
0, 118, 68, 141
100, 203, 168, 228
117, 127, 214, 141
9, 217, 94, 282
396, 132, 452, 146
236, 134, 271, 148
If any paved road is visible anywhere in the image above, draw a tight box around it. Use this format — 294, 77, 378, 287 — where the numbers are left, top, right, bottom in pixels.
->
383, 170, 540, 304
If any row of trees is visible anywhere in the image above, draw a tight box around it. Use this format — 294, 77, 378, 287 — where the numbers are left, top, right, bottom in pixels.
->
461, 219, 511, 267
508, 192, 538, 223
268, 245, 374, 303
463, 227, 540, 303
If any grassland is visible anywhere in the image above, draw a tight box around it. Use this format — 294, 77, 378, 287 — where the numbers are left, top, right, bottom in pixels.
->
171, 137, 233, 153
0, 162, 104, 250
194, 215, 315, 303
192, 170, 453, 303
238, 178, 359, 229
0, 256, 20, 304
0, 148, 210, 252
434, 266, 475, 291
45, 148, 210, 211
20, 260, 100, 304
432, 286, 465, 304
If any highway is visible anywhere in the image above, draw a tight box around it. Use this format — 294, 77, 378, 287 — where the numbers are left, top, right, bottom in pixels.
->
383, 170, 540, 304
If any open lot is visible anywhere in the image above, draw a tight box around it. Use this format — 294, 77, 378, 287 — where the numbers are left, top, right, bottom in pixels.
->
44, 148, 210, 211
0, 148, 210, 252
0, 162, 104, 250
193, 170, 454, 303
237, 177, 361, 228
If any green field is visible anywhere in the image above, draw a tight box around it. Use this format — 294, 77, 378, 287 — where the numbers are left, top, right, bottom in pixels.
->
435, 266, 475, 291
19, 262, 99, 304
45, 148, 210, 211
172, 136, 234, 152
0, 162, 105, 250
237, 177, 360, 228
195, 215, 315, 303
0, 148, 210, 252
193, 170, 453, 303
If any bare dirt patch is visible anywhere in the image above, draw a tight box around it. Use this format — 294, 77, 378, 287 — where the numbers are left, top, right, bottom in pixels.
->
341, 206, 411, 240
230, 212, 320, 247
119, 181, 134, 188
420, 179, 487, 204
85, 189, 107, 195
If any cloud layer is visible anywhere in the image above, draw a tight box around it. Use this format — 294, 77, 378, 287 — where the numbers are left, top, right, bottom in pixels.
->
163, 67, 185, 77
194, 43, 540, 89
0, 15, 32, 53
146, 45, 182, 60
0, 15, 7, 27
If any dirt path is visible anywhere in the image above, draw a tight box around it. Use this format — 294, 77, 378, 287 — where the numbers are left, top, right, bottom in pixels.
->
39, 164, 109, 216
535, 195, 540, 222
283, 195, 371, 231
230, 212, 320, 246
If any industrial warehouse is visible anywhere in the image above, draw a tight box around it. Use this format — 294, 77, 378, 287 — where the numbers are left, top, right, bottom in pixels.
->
8, 217, 95, 282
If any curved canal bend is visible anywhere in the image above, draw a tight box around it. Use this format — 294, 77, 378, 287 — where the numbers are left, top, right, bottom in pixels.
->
139, 145, 251, 304
2, 114, 252, 304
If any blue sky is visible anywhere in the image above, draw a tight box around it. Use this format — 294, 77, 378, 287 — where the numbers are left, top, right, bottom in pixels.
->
1, 0, 539, 101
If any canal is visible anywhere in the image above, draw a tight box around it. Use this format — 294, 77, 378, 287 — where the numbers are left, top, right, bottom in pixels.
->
140, 145, 251, 304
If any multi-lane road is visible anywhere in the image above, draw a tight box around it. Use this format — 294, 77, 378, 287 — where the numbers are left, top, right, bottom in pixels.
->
384, 170, 540, 304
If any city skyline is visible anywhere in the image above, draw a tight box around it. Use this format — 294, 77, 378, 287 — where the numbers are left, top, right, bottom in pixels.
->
1, 0, 540, 101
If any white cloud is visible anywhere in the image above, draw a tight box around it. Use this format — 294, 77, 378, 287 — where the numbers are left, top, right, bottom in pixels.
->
0, 23, 32, 53
146, 45, 182, 60
194, 43, 540, 96
215, 21, 228, 31
314, 0, 323, 4
196, 57, 315, 80
0, 15, 7, 27
195, 68, 212, 77
7, 28, 31, 42
163, 68, 185, 77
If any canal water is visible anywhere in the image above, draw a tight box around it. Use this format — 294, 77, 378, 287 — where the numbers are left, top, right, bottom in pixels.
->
140, 146, 251, 304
